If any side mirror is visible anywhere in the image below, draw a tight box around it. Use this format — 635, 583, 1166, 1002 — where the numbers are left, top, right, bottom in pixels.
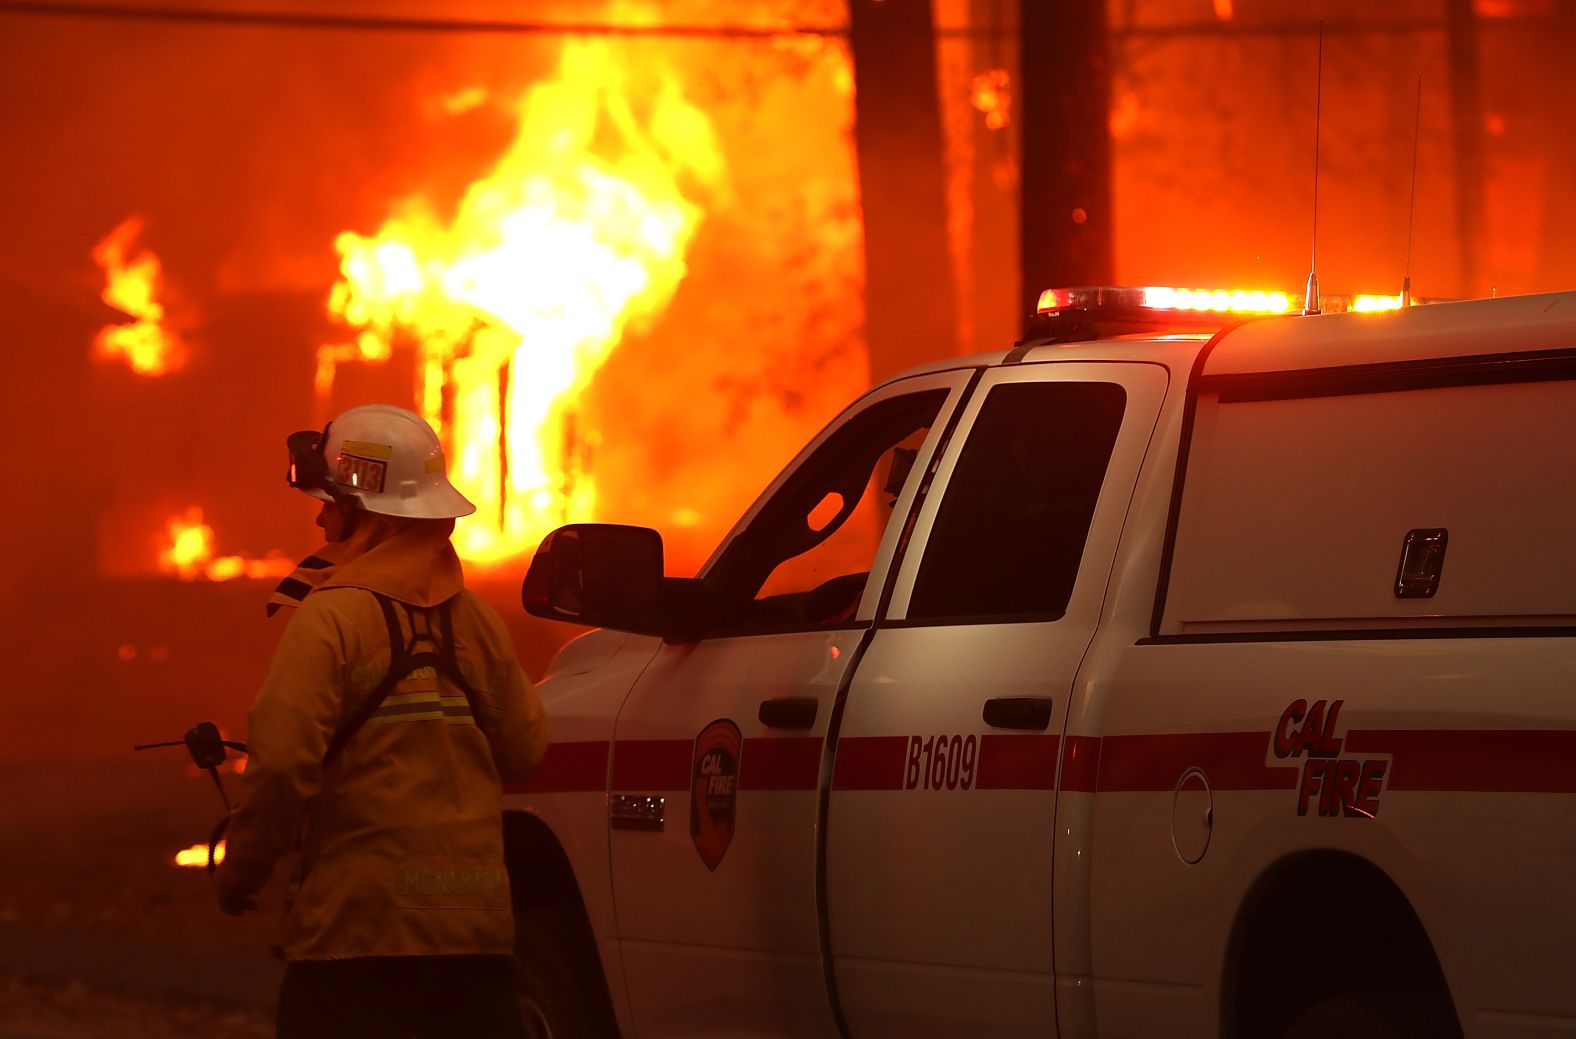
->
522, 524, 665, 633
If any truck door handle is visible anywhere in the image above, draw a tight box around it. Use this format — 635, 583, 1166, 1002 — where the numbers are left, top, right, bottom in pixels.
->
983, 697, 1053, 731
759, 697, 818, 730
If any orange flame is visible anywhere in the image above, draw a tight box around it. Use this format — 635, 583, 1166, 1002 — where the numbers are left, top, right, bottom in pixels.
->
174, 839, 223, 868
324, 41, 723, 565
91, 217, 185, 375
157, 507, 294, 582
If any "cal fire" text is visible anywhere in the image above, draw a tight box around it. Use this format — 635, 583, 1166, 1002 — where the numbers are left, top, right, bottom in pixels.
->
1273, 699, 1387, 818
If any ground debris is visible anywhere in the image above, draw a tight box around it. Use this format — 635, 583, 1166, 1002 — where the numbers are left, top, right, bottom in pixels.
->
0, 973, 270, 1039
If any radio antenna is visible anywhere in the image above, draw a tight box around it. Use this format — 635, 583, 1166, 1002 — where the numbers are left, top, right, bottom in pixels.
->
1303, 19, 1324, 316
1401, 74, 1423, 308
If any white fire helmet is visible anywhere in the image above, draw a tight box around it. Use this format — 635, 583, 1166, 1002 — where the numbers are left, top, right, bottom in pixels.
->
290, 404, 475, 519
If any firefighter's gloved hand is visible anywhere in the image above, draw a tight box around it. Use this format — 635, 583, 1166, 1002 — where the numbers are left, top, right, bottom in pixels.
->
216, 872, 258, 917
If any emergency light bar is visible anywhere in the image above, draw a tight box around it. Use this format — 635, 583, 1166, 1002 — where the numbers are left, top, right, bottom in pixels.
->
1036, 285, 1441, 321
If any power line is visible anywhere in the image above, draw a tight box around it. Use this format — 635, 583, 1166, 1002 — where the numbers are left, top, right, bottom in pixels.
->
13, 2, 1516, 45
1114, 15, 1549, 40
0, 1, 846, 37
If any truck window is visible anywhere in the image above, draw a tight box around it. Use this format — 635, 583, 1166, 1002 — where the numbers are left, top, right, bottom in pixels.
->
710, 389, 948, 633
907, 381, 1126, 622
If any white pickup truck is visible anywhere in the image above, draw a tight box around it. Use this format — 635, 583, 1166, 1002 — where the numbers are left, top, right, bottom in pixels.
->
501, 287, 1576, 1039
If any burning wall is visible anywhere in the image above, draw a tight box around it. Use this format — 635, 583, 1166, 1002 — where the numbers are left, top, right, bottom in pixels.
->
91, 216, 187, 377
321, 40, 726, 563
11, 3, 1576, 610
20, 5, 864, 595
0, 3, 862, 770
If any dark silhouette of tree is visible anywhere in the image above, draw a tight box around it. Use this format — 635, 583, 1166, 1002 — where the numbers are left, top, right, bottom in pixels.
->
1019, 0, 1113, 327
1446, 0, 1485, 295
848, 0, 958, 380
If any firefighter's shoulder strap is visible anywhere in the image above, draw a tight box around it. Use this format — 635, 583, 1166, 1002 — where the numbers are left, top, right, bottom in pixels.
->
322, 591, 482, 767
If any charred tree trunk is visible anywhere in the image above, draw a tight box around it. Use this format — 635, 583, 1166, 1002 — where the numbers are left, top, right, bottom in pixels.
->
1018, 0, 1112, 329
1536, 4, 1576, 290
1445, 0, 1485, 295
848, 0, 957, 380
962, 0, 1021, 355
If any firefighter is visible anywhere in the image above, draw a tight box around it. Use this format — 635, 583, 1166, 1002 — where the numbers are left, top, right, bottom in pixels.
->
216, 404, 549, 1038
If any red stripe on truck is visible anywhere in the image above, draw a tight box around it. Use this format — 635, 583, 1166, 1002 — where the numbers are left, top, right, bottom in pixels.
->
503, 740, 609, 794
1347, 728, 1576, 793
610, 739, 692, 790
831, 735, 909, 790
614, 736, 829, 792
975, 734, 1060, 790
832, 733, 1063, 791
740, 736, 824, 791
1059, 735, 1101, 792
505, 729, 1576, 797
509, 736, 828, 794
1096, 732, 1299, 792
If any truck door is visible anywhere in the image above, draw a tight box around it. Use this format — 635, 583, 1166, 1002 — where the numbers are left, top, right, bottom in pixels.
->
607, 370, 973, 1038
824, 361, 1168, 1037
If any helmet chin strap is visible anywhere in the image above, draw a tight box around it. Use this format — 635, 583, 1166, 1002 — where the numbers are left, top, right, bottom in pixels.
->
327, 490, 363, 542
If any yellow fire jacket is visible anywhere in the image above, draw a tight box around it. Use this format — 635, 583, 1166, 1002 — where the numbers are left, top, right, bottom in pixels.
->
219, 517, 549, 961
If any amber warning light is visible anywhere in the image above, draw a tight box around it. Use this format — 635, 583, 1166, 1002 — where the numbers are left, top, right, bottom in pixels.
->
1035, 286, 1444, 320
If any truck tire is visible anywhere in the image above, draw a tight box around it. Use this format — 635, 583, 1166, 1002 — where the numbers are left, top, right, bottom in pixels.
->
1283, 992, 1446, 1039
513, 905, 618, 1039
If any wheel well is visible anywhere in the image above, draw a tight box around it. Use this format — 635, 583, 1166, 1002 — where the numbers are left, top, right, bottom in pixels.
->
1223, 851, 1460, 1039
503, 810, 590, 915
502, 811, 617, 1016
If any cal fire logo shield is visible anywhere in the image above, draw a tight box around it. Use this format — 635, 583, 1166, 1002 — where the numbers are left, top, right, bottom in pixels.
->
691, 719, 742, 871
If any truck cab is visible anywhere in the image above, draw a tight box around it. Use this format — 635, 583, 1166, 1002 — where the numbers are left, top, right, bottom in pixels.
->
503, 287, 1576, 1039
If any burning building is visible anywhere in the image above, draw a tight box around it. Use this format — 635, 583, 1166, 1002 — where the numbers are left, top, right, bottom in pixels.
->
64, 5, 871, 592
0, 2, 877, 773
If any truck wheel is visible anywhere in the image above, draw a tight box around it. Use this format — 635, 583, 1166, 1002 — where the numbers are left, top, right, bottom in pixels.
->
513, 905, 617, 1039
1284, 992, 1447, 1039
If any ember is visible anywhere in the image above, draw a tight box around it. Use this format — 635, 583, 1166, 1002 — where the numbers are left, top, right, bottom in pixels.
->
324, 40, 723, 566
91, 216, 185, 376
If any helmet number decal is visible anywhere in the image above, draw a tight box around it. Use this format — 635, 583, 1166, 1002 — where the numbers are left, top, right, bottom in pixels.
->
337, 452, 388, 493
